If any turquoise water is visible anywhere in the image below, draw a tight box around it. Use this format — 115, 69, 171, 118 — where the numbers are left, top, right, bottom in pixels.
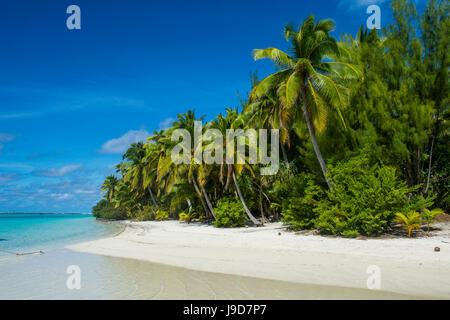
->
0, 214, 121, 256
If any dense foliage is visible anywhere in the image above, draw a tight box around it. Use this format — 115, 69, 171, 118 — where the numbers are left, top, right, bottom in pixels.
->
213, 197, 247, 228
92, 199, 128, 220
94, 0, 448, 237
313, 154, 432, 236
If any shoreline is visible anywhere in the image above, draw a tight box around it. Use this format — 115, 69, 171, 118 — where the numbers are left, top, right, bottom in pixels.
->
68, 220, 450, 299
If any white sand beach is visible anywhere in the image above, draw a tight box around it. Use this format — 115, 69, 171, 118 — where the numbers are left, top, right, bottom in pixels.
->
68, 220, 450, 299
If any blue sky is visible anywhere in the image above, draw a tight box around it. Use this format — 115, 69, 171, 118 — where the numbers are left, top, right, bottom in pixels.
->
0, 0, 422, 213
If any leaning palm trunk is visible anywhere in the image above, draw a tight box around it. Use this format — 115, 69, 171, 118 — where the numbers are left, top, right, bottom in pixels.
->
259, 185, 265, 225
280, 139, 290, 169
147, 186, 158, 207
192, 177, 211, 218
186, 198, 193, 211
232, 169, 260, 225
299, 88, 333, 191
424, 135, 435, 194
200, 184, 216, 219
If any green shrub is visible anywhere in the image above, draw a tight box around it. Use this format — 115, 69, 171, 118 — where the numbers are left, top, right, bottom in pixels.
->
314, 155, 433, 236
155, 209, 169, 221
422, 208, 445, 232
179, 210, 198, 223
135, 206, 156, 221
92, 199, 128, 220
394, 211, 422, 238
281, 175, 324, 230
342, 230, 360, 238
213, 197, 246, 228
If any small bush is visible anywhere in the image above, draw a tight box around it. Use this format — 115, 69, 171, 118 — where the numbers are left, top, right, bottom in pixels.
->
422, 208, 445, 232
135, 206, 156, 221
179, 210, 198, 223
213, 197, 246, 228
281, 175, 324, 230
394, 211, 421, 237
92, 200, 128, 220
155, 209, 169, 221
342, 230, 360, 238
313, 155, 433, 236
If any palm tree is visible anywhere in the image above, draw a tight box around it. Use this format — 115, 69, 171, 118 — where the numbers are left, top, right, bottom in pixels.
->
123, 143, 150, 197
142, 141, 162, 208
422, 208, 444, 232
111, 179, 136, 214
157, 110, 215, 219
244, 94, 292, 166
394, 211, 422, 238
101, 175, 119, 201
252, 15, 360, 190
207, 108, 260, 225
122, 142, 161, 214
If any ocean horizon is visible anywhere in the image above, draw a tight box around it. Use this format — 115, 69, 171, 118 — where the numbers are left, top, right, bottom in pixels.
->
0, 213, 120, 256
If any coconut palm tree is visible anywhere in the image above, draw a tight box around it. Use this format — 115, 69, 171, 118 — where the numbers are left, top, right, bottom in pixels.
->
252, 15, 361, 190
111, 179, 136, 214
394, 211, 422, 238
101, 175, 119, 201
244, 94, 292, 165
206, 108, 260, 225
122, 142, 148, 197
157, 110, 215, 219
422, 208, 444, 232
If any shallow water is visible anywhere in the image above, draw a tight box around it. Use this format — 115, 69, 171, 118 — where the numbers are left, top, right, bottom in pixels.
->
0, 248, 422, 300
0, 214, 122, 256
0, 214, 424, 299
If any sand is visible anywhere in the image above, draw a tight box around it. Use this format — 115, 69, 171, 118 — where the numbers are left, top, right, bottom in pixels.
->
68, 220, 450, 299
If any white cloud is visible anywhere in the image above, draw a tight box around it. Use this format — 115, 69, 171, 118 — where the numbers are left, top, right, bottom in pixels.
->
99, 129, 150, 154
0, 173, 20, 185
34, 164, 82, 177
0, 133, 15, 142
159, 118, 174, 130
49, 193, 72, 200
339, 0, 386, 10
0, 133, 15, 154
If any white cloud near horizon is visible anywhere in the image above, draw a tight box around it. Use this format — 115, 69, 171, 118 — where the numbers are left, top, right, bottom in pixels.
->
99, 129, 150, 154
49, 193, 72, 201
0, 173, 20, 185
0, 133, 15, 154
34, 164, 82, 177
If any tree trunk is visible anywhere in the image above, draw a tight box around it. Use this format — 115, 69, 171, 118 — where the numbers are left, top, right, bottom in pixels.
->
280, 139, 290, 169
299, 87, 333, 191
186, 198, 192, 211
259, 185, 265, 225
148, 186, 157, 207
201, 184, 216, 219
424, 135, 435, 195
147, 186, 157, 214
232, 168, 260, 225
224, 164, 232, 190
192, 178, 210, 218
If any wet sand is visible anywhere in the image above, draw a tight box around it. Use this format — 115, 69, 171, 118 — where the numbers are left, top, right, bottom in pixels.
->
69, 221, 450, 299
0, 248, 425, 299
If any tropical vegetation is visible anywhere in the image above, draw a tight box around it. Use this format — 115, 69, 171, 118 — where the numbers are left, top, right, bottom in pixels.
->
93, 0, 448, 237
